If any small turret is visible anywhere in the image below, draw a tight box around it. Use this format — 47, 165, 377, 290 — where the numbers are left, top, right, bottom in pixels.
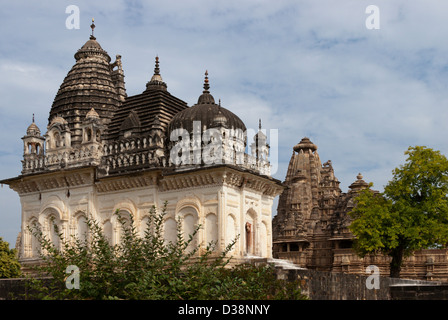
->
21, 114, 45, 174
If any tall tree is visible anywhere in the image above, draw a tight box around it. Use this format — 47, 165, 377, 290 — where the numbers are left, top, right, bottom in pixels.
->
349, 146, 448, 278
0, 237, 21, 278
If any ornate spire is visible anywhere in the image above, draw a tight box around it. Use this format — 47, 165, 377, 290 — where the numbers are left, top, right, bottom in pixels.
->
293, 137, 317, 153
146, 56, 167, 91
203, 70, 210, 93
197, 70, 215, 104
90, 18, 96, 40
154, 55, 160, 75
349, 173, 369, 192
26, 114, 41, 136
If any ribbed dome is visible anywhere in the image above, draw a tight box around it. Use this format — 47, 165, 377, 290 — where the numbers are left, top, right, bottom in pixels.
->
74, 36, 111, 62
26, 122, 41, 136
169, 103, 246, 134
168, 72, 246, 135
349, 173, 369, 192
48, 30, 122, 145
293, 137, 317, 153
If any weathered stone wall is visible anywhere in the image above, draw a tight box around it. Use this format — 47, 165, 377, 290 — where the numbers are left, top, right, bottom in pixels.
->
390, 284, 448, 300
0, 278, 53, 300
1, 269, 445, 300
275, 268, 443, 300
0, 278, 31, 300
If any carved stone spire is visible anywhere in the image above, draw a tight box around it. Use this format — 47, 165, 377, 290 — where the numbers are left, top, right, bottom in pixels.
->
197, 70, 215, 104
90, 18, 96, 39
154, 55, 160, 75
50, 21, 122, 146
146, 56, 167, 91
203, 70, 210, 92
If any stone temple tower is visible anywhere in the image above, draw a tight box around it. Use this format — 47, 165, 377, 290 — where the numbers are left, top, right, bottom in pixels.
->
273, 137, 343, 270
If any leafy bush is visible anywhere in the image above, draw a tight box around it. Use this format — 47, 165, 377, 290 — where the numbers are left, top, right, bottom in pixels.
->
0, 237, 21, 278
26, 203, 306, 300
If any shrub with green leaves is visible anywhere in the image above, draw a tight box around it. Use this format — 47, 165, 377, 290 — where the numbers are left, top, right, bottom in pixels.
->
26, 202, 306, 300
0, 237, 21, 278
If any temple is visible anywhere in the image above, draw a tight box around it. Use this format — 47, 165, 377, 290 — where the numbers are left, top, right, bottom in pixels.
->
272, 137, 448, 281
1, 23, 283, 271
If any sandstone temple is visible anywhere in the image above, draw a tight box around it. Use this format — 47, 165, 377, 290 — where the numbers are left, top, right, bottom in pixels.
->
272, 137, 448, 281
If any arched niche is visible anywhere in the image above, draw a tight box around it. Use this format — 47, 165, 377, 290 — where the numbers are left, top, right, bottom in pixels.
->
205, 213, 218, 249
245, 209, 257, 256
40, 195, 68, 221
178, 206, 199, 252
26, 217, 41, 258
163, 217, 177, 245
259, 221, 268, 258
103, 220, 113, 245
226, 214, 236, 252
74, 211, 88, 243
139, 215, 151, 239
113, 209, 133, 244
39, 207, 62, 250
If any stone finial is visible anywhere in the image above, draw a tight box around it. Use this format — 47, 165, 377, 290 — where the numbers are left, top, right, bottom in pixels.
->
203, 70, 210, 93
154, 56, 160, 75
146, 56, 167, 91
90, 18, 96, 39
293, 137, 317, 153
197, 70, 215, 104
349, 172, 369, 192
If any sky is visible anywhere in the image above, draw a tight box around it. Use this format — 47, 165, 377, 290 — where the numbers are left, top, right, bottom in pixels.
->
1, 0, 448, 247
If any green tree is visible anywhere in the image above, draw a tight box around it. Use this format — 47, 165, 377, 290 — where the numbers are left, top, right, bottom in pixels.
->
26, 202, 306, 300
349, 146, 448, 278
0, 237, 21, 278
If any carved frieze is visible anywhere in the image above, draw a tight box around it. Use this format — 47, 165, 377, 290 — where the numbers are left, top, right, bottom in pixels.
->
6, 169, 94, 195
96, 172, 159, 193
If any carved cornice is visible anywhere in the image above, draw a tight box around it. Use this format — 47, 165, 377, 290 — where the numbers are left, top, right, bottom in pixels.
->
3, 163, 284, 197
159, 170, 218, 192
3, 168, 95, 195
160, 167, 284, 197
96, 171, 159, 193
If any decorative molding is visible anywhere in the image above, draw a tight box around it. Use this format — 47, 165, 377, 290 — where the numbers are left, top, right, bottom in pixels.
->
96, 173, 158, 193
160, 167, 283, 197
7, 169, 94, 195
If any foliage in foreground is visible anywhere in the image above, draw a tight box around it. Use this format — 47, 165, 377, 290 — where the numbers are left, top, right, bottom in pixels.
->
0, 237, 21, 278
349, 146, 448, 278
26, 203, 306, 300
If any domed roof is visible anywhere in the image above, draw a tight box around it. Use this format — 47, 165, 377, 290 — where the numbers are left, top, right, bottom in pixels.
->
48, 23, 121, 132
26, 115, 41, 136
49, 116, 68, 126
168, 71, 246, 135
349, 173, 369, 192
74, 36, 111, 62
293, 137, 317, 153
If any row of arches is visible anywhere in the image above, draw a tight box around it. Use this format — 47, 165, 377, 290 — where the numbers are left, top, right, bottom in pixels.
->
23, 204, 269, 259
